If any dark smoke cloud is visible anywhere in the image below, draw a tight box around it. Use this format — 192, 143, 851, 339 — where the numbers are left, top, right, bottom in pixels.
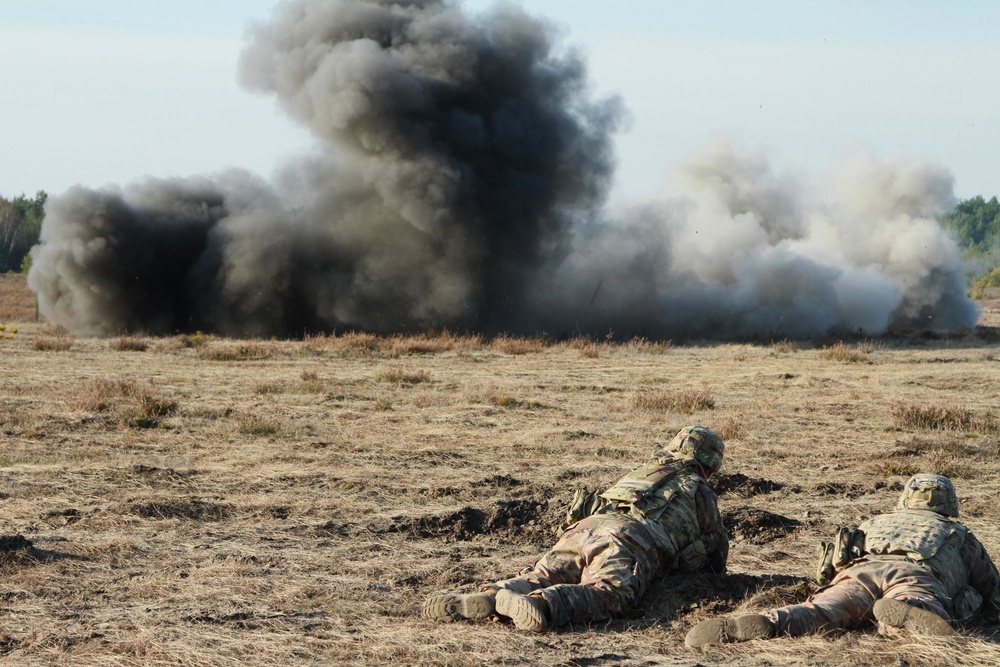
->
28, 0, 978, 339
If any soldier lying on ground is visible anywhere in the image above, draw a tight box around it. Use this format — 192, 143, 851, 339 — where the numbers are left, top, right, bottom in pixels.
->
686, 473, 1000, 649
422, 425, 729, 631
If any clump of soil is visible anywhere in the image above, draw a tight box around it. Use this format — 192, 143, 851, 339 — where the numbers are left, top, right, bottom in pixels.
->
385, 498, 551, 541
127, 499, 231, 521
713, 473, 783, 497
0, 535, 32, 552
724, 508, 800, 544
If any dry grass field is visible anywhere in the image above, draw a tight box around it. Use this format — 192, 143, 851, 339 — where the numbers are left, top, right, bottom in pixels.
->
2, 273, 1000, 666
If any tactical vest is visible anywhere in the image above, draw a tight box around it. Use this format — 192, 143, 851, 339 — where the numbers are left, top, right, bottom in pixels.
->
860, 509, 969, 596
600, 458, 701, 556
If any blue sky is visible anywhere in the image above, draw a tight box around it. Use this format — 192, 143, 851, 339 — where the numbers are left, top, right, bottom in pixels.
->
1, 0, 998, 202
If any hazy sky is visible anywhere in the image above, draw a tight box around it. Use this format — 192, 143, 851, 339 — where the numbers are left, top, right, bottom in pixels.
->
1, 0, 997, 203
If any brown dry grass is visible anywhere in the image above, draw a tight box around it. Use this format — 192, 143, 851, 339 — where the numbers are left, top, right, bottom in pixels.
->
1, 281, 1000, 665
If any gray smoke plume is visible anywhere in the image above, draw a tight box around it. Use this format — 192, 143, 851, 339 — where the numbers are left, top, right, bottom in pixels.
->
28, 0, 978, 339
529, 138, 978, 338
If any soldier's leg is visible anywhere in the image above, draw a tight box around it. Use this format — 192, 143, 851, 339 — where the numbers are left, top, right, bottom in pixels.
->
490, 525, 589, 595
872, 563, 955, 636
687, 573, 876, 648
767, 575, 876, 636
424, 522, 588, 623
524, 518, 659, 629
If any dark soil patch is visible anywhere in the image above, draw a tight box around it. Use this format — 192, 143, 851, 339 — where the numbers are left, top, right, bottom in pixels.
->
384, 499, 552, 541
479, 474, 523, 489
723, 508, 800, 544
0, 535, 32, 552
127, 498, 231, 521
812, 481, 871, 499
713, 473, 783, 497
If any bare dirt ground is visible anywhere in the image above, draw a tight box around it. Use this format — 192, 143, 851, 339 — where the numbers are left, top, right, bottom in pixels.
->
2, 274, 1000, 666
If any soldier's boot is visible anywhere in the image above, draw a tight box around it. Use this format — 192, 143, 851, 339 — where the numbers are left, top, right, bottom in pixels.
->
421, 592, 496, 622
685, 614, 775, 650
495, 589, 549, 632
872, 598, 956, 637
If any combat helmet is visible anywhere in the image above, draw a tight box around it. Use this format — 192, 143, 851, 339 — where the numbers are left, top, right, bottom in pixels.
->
665, 426, 724, 476
895, 473, 959, 517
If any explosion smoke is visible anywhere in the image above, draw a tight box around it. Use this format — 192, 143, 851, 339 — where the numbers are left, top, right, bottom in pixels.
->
28, 0, 978, 339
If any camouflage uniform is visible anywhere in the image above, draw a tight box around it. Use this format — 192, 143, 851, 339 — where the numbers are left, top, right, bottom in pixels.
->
686, 474, 1000, 649
486, 426, 729, 628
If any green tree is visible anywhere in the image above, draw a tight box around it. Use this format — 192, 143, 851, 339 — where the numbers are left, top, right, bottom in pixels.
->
939, 195, 1000, 255
0, 190, 46, 273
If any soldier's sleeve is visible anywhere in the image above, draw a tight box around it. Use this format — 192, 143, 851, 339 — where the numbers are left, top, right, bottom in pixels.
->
963, 529, 1000, 612
695, 482, 729, 575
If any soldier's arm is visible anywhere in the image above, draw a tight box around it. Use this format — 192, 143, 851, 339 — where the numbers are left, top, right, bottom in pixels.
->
695, 483, 729, 574
963, 530, 1000, 612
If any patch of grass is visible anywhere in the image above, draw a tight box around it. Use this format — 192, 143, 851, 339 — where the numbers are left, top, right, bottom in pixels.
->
253, 381, 285, 395
137, 394, 178, 419
713, 416, 746, 442
238, 415, 280, 436
109, 336, 148, 352
390, 334, 455, 356
622, 337, 673, 354
491, 335, 545, 355
818, 341, 869, 363
376, 367, 431, 385
334, 331, 384, 358
487, 392, 520, 408
32, 337, 72, 351
78, 377, 142, 413
634, 389, 716, 413
197, 343, 273, 361
874, 460, 919, 478
891, 404, 999, 434
771, 339, 798, 354
561, 338, 608, 358
77, 377, 178, 429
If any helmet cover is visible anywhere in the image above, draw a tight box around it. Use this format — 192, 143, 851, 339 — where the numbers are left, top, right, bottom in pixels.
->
896, 473, 959, 517
665, 426, 724, 475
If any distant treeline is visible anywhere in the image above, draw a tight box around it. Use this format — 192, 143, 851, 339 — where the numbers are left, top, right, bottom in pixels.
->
0, 191, 46, 273
1, 189, 998, 280
938, 195, 1000, 290
939, 195, 1000, 257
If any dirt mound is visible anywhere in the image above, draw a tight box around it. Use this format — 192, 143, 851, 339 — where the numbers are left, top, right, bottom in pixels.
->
478, 474, 524, 489
813, 482, 885, 499
713, 473, 783, 497
667, 572, 812, 619
127, 499, 231, 521
0, 535, 32, 552
385, 499, 551, 541
724, 508, 800, 544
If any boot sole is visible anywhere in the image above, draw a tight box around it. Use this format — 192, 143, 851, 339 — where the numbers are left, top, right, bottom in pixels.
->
685, 615, 774, 649
421, 593, 494, 621
873, 598, 955, 636
495, 589, 547, 632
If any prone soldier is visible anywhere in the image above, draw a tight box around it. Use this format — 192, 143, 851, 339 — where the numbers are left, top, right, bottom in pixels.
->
686, 473, 1000, 648
423, 426, 729, 631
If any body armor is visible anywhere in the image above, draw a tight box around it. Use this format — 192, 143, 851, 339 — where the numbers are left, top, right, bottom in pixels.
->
600, 457, 701, 557
860, 509, 969, 596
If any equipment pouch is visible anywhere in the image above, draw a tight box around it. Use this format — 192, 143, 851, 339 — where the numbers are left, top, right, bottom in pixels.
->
817, 526, 866, 584
953, 586, 983, 621
557, 489, 605, 537
833, 526, 865, 569
816, 541, 835, 585
674, 540, 708, 573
